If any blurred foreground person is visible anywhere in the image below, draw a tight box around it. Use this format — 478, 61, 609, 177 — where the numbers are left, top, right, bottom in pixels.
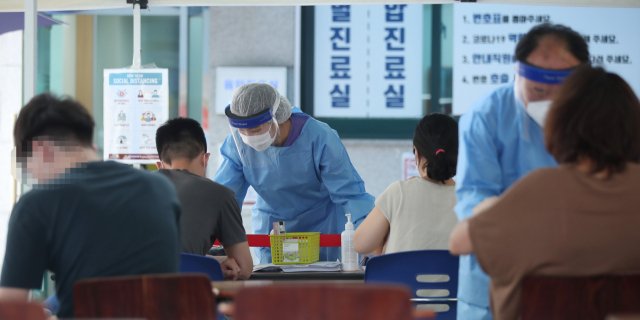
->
0, 94, 181, 318
454, 23, 589, 320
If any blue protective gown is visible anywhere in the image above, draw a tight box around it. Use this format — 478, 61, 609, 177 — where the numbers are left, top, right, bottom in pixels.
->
214, 108, 375, 263
455, 83, 557, 320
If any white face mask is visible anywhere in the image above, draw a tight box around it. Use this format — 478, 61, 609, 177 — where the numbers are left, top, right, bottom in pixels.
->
526, 100, 552, 127
239, 128, 276, 152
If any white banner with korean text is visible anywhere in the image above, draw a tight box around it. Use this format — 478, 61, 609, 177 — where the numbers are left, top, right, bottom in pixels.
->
314, 5, 423, 119
453, 4, 640, 115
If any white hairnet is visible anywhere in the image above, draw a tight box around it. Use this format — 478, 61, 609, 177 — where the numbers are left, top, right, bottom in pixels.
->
230, 82, 292, 124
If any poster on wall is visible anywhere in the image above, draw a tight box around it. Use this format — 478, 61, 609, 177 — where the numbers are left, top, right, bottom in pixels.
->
314, 5, 423, 119
215, 67, 287, 115
452, 4, 640, 115
103, 69, 169, 164
402, 152, 420, 180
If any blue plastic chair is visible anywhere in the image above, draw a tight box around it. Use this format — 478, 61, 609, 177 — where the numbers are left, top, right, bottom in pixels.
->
365, 250, 459, 320
179, 253, 224, 281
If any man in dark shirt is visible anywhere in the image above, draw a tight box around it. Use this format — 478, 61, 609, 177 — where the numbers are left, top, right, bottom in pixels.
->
156, 118, 252, 279
0, 94, 181, 318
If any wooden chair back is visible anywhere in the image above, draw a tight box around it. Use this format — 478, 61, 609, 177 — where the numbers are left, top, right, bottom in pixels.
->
234, 284, 413, 320
521, 275, 640, 320
0, 302, 45, 320
74, 273, 216, 320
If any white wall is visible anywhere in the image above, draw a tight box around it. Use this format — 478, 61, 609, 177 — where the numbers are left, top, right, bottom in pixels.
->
0, 30, 24, 271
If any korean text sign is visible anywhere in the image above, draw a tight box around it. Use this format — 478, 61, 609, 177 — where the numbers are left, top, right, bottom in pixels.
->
453, 4, 640, 115
314, 5, 423, 119
215, 67, 287, 115
103, 69, 169, 163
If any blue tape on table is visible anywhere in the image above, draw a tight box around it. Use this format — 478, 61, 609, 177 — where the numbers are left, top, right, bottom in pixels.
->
517, 61, 574, 85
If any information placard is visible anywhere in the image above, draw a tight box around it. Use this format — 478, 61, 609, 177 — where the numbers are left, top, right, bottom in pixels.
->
453, 4, 640, 115
314, 5, 423, 119
215, 67, 287, 115
103, 69, 169, 163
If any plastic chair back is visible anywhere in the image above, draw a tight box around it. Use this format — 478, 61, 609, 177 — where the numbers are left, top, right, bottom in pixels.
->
74, 274, 216, 320
180, 253, 224, 281
0, 302, 46, 320
234, 284, 414, 320
365, 250, 459, 320
521, 275, 640, 320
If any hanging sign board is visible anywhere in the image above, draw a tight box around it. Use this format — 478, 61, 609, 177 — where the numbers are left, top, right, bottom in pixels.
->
103, 69, 169, 164
452, 3, 640, 115
314, 5, 423, 119
215, 67, 287, 115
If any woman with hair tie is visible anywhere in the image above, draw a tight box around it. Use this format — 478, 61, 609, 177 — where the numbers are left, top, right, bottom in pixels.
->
354, 113, 459, 255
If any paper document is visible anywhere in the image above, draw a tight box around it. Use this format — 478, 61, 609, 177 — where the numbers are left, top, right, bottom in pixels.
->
252, 261, 342, 273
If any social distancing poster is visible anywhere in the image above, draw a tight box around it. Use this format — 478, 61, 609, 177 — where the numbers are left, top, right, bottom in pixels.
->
103, 69, 169, 163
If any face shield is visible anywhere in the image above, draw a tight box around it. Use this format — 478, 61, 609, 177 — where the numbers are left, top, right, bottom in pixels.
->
225, 93, 281, 167
515, 61, 575, 127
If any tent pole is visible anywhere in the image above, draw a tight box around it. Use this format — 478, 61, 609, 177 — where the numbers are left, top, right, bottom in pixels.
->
132, 3, 141, 69
23, 0, 37, 103
294, 6, 302, 108
179, 7, 188, 117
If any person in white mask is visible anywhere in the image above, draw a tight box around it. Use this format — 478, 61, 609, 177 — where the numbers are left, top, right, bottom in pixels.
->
214, 82, 375, 264
453, 23, 589, 320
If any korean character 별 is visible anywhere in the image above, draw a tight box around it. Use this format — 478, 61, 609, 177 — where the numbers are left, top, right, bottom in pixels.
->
331, 5, 350, 22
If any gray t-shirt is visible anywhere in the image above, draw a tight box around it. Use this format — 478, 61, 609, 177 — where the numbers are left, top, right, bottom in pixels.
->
376, 178, 458, 254
157, 169, 247, 255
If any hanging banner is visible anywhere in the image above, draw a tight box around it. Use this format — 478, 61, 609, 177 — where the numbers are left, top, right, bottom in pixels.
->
103, 69, 169, 164
452, 3, 640, 115
314, 5, 423, 119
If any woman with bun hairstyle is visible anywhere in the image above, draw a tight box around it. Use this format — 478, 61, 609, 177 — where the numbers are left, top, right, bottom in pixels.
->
354, 113, 459, 255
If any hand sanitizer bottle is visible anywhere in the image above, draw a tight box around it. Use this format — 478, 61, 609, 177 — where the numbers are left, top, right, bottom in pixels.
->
341, 213, 358, 271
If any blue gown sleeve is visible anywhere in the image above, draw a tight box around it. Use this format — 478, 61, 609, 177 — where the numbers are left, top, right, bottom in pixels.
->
455, 103, 504, 221
315, 126, 375, 227
213, 135, 250, 208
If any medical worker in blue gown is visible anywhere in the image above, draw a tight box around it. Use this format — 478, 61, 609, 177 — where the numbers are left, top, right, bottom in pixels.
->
455, 23, 589, 320
214, 82, 375, 263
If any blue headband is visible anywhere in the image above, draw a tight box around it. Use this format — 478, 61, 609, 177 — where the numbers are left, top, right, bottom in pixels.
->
225, 105, 274, 129
516, 61, 574, 85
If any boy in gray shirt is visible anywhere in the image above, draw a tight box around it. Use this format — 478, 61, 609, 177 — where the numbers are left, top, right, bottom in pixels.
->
156, 118, 252, 280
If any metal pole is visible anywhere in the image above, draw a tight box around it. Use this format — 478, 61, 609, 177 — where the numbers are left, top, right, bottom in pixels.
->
294, 6, 302, 108
23, 0, 37, 103
202, 7, 210, 134
132, 3, 141, 69
430, 4, 442, 114
179, 7, 188, 118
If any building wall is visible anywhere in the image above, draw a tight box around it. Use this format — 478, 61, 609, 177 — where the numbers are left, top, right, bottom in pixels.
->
206, 7, 415, 235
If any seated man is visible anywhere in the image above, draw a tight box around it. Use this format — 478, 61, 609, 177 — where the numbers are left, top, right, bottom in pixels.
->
449, 65, 640, 320
155, 118, 252, 280
0, 94, 181, 318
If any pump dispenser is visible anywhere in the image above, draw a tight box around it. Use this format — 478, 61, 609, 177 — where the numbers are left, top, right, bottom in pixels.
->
341, 214, 358, 271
